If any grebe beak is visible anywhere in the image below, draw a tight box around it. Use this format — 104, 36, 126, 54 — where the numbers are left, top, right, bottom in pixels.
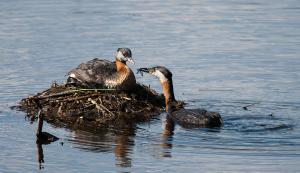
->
137, 67, 154, 76
137, 68, 149, 73
126, 57, 135, 65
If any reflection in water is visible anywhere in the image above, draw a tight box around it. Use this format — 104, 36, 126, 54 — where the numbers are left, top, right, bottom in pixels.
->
160, 115, 175, 158
68, 123, 136, 168
35, 134, 59, 170
114, 130, 134, 167
34, 123, 136, 168
35, 116, 177, 168
33, 111, 295, 170
36, 142, 44, 169
35, 109, 59, 169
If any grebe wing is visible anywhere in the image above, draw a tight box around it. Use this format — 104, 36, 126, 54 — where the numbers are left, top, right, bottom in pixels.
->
170, 108, 222, 127
68, 58, 116, 86
78, 58, 116, 75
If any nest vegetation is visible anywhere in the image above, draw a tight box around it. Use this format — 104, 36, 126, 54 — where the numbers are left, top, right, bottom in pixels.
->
18, 82, 165, 129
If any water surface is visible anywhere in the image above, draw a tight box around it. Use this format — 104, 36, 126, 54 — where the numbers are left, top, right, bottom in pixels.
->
1, 0, 300, 172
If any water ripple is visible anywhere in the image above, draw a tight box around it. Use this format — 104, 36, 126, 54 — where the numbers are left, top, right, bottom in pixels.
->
1, 0, 300, 172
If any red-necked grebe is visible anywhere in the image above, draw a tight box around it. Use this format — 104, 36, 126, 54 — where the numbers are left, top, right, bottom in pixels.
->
67, 48, 136, 91
138, 66, 223, 127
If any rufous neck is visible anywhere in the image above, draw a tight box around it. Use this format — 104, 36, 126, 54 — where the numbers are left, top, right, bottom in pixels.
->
115, 59, 127, 71
161, 79, 175, 112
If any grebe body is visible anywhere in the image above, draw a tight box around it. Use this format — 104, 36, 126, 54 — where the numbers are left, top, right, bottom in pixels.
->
138, 66, 223, 128
67, 48, 136, 91
168, 107, 222, 128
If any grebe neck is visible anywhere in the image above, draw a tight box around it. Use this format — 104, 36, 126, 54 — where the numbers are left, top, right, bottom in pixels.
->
161, 79, 175, 112
115, 59, 127, 71
105, 59, 135, 89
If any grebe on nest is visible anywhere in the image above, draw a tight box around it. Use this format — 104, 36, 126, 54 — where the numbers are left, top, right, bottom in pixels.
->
138, 66, 223, 127
67, 48, 136, 91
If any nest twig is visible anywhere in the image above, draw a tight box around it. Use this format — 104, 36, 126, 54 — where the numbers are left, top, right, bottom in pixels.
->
18, 83, 166, 129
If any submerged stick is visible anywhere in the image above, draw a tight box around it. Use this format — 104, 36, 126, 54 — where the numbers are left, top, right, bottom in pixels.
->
37, 110, 43, 135
36, 110, 59, 144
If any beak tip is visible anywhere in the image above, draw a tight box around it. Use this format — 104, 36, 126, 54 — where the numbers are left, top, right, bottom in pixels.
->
138, 68, 149, 73
127, 57, 135, 64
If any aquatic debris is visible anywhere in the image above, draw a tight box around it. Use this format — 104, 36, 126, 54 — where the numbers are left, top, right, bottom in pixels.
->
18, 83, 167, 129
243, 103, 256, 110
36, 110, 59, 144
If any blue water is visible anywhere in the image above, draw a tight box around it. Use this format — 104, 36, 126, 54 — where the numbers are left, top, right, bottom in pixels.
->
1, 0, 300, 172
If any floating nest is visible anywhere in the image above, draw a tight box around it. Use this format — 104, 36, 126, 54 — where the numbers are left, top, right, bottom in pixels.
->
18, 82, 166, 129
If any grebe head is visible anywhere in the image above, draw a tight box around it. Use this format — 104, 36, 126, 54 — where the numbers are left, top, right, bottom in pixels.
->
138, 66, 176, 112
138, 66, 172, 83
115, 48, 134, 64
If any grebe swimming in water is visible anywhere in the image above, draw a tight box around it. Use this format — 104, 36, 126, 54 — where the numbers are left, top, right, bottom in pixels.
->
138, 66, 223, 127
67, 48, 136, 91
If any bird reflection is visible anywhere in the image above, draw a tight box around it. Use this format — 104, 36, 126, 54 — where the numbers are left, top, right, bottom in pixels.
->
32, 108, 175, 168
35, 123, 136, 169
160, 115, 175, 157
114, 127, 135, 167
69, 122, 136, 168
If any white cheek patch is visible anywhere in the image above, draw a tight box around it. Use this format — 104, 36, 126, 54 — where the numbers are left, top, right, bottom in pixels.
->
153, 70, 168, 83
116, 51, 125, 61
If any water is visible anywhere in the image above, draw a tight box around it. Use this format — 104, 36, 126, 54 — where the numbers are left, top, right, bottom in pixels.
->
1, 0, 300, 172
